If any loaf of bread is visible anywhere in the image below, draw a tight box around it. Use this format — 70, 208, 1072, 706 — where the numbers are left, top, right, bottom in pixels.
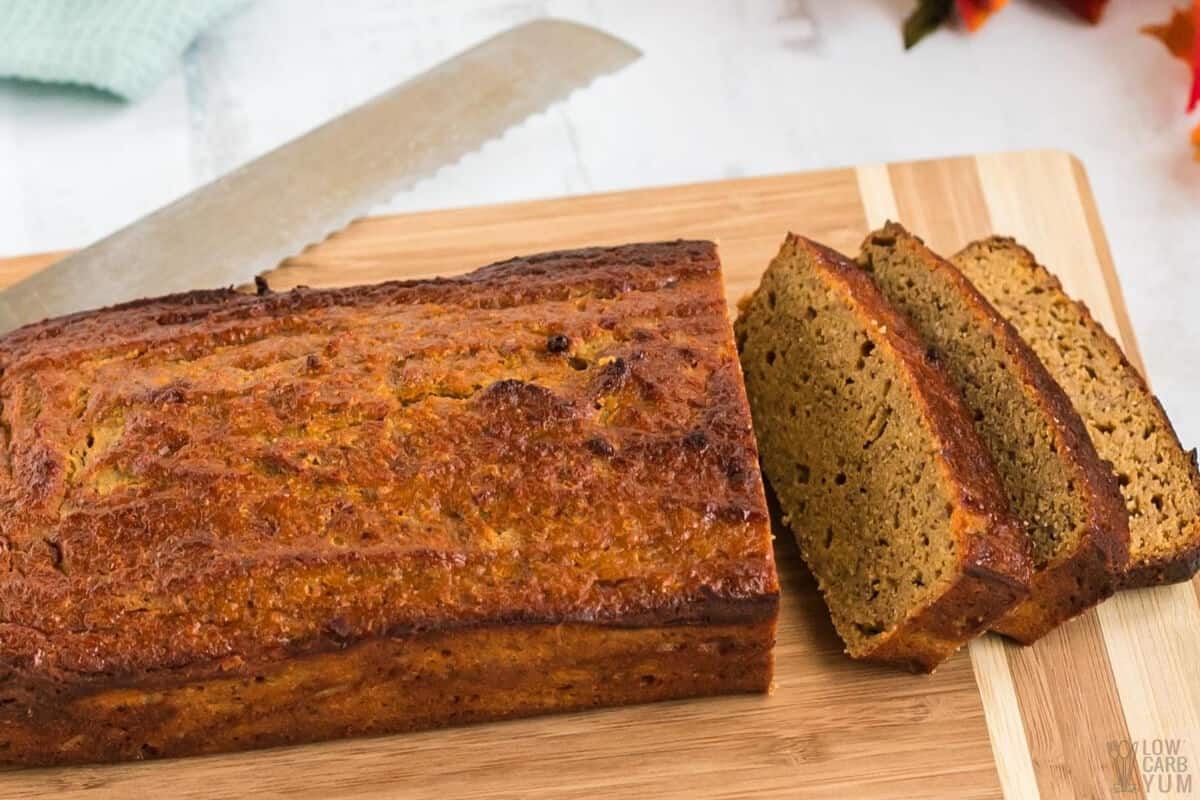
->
0, 241, 779, 766
735, 234, 1032, 672
954, 238, 1200, 587
858, 225, 1128, 643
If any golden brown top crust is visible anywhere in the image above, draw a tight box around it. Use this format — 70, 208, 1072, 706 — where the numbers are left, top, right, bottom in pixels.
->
793, 235, 1030, 589
0, 241, 778, 689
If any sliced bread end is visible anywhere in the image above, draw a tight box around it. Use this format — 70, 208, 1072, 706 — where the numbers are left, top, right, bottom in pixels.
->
953, 237, 1200, 589
736, 234, 1032, 671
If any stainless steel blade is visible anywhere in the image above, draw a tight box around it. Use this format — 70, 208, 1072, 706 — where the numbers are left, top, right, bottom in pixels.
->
0, 19, 639, 334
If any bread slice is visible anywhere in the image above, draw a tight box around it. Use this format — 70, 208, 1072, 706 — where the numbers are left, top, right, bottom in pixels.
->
735, 234, 1031, 672
954, 238, 1200, 588
857, 224, 1128, 643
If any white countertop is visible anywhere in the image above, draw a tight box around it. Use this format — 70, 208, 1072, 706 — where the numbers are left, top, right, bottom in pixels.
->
0, 0, 1196, 443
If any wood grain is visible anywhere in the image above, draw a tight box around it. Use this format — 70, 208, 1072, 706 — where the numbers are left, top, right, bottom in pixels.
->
0, 150, 1194, 800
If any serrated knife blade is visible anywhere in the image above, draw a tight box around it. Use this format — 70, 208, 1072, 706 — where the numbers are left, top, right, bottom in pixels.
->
0, 19, 639, 334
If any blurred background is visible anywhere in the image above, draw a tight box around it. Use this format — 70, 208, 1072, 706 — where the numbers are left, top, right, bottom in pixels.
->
0, 1, 1196, 441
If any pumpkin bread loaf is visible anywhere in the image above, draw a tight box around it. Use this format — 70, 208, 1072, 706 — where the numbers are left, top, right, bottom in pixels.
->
735, 234, 1031, 672
954, 237, 1200, 588
0, 241, 779, 766
858, 224, 1128, 643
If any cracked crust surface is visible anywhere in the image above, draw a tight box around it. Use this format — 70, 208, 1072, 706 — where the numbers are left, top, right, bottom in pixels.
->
0, 241, 778, 764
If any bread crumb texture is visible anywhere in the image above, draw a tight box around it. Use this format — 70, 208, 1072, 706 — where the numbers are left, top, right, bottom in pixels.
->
860, 224, 1126, 642
954, 238, 1200, 587
736, 234, 1029, 671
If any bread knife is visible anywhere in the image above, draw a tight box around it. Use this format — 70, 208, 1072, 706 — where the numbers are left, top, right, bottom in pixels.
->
0, 19, 639, 334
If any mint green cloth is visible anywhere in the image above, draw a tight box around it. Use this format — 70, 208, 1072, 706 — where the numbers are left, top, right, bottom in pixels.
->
0, 0, 247, 99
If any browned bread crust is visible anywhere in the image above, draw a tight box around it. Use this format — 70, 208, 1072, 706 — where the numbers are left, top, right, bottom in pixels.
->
736, 235, 1030, 673
0, 241, 779, 765
859, 224, 1128, 644
953, 238, 1200, 589
6, 621, 775, 766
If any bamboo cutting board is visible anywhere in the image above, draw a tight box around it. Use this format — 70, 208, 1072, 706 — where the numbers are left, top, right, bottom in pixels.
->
2, 150, 1198, 800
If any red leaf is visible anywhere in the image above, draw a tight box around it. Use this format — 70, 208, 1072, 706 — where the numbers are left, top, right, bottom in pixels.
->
1194, 0, 1200, 111
1143, 3, 1199, 111
1056, 0, 1109, 24
955, 0, 1008, 32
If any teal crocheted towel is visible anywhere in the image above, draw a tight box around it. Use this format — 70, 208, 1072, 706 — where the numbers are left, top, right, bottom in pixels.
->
0, 0, 247, 100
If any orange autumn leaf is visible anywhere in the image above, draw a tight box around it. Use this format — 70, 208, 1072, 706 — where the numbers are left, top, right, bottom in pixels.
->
1193, 122, 1200, 161
1143, 6, 1194, 62
1143, 3, 1200, 111
956, 0, 1008, 32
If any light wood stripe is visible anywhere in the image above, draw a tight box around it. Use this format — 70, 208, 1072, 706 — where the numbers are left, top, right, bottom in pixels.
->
967, 638, 1043, 800
980, 150, 1200, 799
856, 162, 1039, 800
886, 157, 994, 251
854, 163, 900, 228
